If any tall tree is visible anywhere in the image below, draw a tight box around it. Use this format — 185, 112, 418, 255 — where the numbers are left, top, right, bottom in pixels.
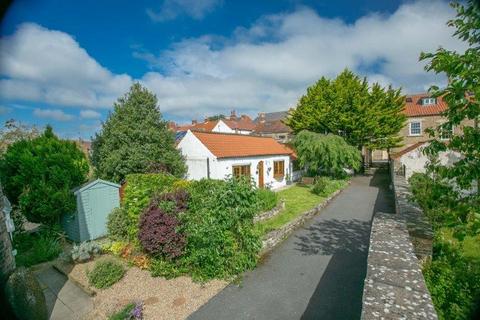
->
0, 126, 89, 225
285, 69, 406, 150
420, 0, 480, 191
91, 83, 186, 182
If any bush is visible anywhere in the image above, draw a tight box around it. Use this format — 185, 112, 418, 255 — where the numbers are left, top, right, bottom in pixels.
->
107, 208, 130, 241
122, 173, 178, 239
178, 177, 261, 280
311, 177, 328, 195
87, 259, 125, 289
138, 192, 186, 259
0, 126, 89, 225
14, 230, 62, 267
257, 189, 278, 212
5, 267, 48, 320
71, 241, 102, 263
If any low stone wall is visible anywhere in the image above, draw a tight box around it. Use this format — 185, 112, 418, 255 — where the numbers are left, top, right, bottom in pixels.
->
0, 185, 15, 284
260, 187, 345, 254
253, 201, 285, 223
361, 169, 436, 319
391, 171, 434, 261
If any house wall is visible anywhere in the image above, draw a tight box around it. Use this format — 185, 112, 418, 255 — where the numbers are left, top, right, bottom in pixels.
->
210, 155, 291, 189
177, 131, 215, 180
395, 144, 462, 179
393, 116, 474, 152
212, 120, 235, 134
254, 132, 292, 143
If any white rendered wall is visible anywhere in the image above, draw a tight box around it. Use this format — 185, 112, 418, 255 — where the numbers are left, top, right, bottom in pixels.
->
212, 120, 235, 133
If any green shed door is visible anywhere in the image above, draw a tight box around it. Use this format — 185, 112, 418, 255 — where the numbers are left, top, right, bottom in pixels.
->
85, 184, 119, 239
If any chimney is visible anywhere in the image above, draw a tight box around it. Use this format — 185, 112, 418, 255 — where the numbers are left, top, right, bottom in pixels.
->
258, 112, 266, 124
230, 110, 237, 120
192, 120, 197, 125
405, 97, 412, 103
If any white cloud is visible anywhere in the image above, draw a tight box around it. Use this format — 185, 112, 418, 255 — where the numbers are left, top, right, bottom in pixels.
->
33, 108, 74, 121
80, 109, 101, 119
147, 0, 221, 22
0, 23, 132, 108
0, 1, 468, 124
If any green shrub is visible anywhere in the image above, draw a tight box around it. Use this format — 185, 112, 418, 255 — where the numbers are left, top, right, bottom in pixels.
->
311, 177, 328, 195
0, 126, 89, 226
107, 207, 130, 241
14, 230, 62, 267
410, 172, 480, 319
256, 188, 278, 212
5, 267, 48, 320
87, 259, 125, 289
122, 173, 178, 239
146, 177, 262, 281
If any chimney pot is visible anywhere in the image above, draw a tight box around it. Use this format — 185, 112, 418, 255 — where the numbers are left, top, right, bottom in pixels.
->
192, 120, 197, 125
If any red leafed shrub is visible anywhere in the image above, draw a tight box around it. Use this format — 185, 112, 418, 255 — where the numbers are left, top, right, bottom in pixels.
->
154, 189, 189, 213
138, 205, 185, 258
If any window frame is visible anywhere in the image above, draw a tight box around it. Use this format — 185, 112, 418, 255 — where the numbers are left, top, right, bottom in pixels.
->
409, 121, 422, 136
232, 164, 251, 178
422, 97, 436, 105
440, 123, 454, 141
273, 160, 285, 179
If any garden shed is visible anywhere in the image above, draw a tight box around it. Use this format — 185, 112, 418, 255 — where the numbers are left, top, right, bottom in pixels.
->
62, 179, 120, 242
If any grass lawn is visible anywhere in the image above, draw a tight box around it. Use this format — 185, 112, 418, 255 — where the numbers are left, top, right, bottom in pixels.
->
255, 178, 348, 236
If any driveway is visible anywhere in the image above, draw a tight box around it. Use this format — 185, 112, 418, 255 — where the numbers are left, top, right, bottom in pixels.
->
189, 170, 394, 320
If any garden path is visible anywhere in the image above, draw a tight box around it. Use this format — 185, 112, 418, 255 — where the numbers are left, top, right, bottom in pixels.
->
35, 265, 93, 320
189, 170, 394, 320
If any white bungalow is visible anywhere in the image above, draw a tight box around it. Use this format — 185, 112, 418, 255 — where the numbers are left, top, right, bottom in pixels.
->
177, 130, 296, 189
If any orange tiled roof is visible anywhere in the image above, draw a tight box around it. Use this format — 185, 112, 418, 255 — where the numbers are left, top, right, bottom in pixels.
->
253, 119, 291, 133
191, 131, 294, 158
403, 94, 447, 117
223, 116, 256, 131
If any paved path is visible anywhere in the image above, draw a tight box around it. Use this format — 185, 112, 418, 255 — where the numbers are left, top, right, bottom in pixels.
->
189, 171, 394, 320
35, 266, 93, 320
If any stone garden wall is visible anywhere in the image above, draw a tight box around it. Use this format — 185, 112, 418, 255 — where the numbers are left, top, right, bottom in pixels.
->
253, 201, 285, 223
360, 167, 436, 319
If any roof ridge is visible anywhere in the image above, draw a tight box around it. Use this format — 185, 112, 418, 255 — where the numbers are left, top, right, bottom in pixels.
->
191, 130, 275, 139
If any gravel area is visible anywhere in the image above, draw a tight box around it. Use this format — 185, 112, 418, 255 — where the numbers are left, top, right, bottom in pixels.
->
67, 256, 227, 319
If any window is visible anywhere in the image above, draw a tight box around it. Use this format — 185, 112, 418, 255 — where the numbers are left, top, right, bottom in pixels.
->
409, 121, 422, 136
422, 97, 436, 105
273, 160, 285, 178
440, 123, 454, 140
232, 165, 250, 178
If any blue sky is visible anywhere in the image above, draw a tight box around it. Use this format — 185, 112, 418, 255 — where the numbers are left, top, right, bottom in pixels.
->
0, 0, 464, 139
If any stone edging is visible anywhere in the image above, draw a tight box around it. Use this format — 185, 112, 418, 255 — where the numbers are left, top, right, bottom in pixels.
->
260, 183, 349, 255
53, 261, 96, 296
253, 201, 285, 223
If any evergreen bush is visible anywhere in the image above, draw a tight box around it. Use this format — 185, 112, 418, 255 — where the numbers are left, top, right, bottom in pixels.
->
107, 207, 130, 241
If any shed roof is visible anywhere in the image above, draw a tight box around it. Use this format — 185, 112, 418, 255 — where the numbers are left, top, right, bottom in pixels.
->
391, 141, 429, 159
190, 131, 294, 159
72, 179, 121, 195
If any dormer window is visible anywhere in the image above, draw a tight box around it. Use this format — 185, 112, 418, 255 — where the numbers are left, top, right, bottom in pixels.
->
422, 97, 436, 105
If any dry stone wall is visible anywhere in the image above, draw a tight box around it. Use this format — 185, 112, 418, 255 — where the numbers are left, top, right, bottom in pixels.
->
361, 168, 436, 319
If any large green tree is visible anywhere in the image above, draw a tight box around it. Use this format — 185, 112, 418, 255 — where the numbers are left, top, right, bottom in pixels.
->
91, 83, 186, 182
286, 69, 406, 150
420, 0, 480, 191
0, 126, 89, 225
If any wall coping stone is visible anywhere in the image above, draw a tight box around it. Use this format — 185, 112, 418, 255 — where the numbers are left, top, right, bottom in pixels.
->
361, 168, 437, 319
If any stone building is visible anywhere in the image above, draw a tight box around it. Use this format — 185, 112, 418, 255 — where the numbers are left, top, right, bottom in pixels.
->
253, 111, 293, 143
